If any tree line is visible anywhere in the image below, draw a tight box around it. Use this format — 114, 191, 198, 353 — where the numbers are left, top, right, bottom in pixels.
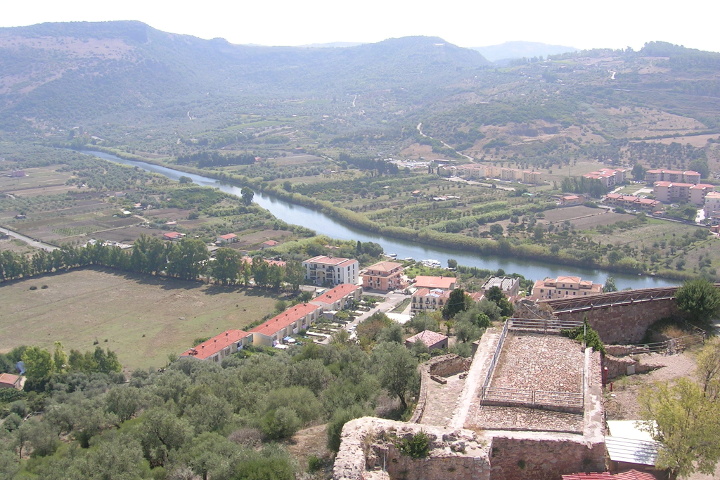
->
0, 236, 304, 290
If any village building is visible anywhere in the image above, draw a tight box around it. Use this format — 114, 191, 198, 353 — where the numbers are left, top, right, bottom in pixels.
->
481, 276, 520, 299
604, 193, 660, 212
302, 255, 359, 286
530, 275, 603, 300
361, 261, 405, 292
559, 194, 585, 206
704, 191, 720, 221
411, 288, 450, 314
653, 181, 715, 205
250, 303, 323, 346
405, 330, 449, 351
216, 233, 238, 245
413, 275, 456, 291
260, 239, 279, 249
180, 330, 252, 363
0, 373, 25, 390
582, 168, 627, 189
162, 232, 185, 241
645, 169, 700, 185
310, 283, 363, 311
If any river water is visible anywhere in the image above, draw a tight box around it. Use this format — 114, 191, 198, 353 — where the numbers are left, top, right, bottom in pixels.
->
84, 150, 677, 290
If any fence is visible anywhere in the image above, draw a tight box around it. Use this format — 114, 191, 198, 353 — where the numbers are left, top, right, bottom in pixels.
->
480, 319, 510, 393
618, 331, 706, 356
507, 317, 583, 334
480, 386, 584, 413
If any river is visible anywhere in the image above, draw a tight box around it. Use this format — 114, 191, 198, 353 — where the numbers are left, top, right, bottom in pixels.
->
84, 150, 677, 290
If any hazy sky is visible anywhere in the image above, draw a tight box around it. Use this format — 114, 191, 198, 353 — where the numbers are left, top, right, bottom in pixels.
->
3, 0, 719, 52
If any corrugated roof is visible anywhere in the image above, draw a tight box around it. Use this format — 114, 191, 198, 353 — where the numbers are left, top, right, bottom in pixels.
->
605, 436, 660, 466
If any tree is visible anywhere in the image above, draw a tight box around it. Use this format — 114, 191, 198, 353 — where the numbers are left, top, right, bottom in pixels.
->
372, 342, 418, 411
675, 278, 720, 326
212, 248, 242, 285
640, 375, 720, 479
603, 276, 618, 293
631, 163, 646, 181
284, 260, 304, 291
21, 346, 55, 384
179, 432, 238, 480
442, 288, 470, 319
167, 238, 209, 280
241, 187, 254, 206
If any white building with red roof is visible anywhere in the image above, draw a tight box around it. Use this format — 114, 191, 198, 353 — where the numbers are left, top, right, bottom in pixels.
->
216, 233, 238, 244
303, 255, 359, 286
250, 303, 324, 346
411, 288, 450, 314
180, 329, 252, 363
530, 276, 603, 300
310, 284, 362, 311
162, 231, 185, 241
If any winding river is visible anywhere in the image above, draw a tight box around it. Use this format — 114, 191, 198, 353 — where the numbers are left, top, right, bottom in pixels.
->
85, 150, 677, 290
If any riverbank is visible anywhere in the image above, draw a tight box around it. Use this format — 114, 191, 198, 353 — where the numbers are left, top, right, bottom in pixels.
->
77, 147, 691, 284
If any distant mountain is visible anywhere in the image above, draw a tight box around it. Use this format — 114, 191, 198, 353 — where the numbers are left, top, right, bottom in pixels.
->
0, 22, 489, 133
472, 41, 577, 62
1, 21, 720, 169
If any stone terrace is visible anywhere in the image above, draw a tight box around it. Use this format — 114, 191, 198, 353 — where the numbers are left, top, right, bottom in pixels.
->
491, 331, 584, 393
465, 331, 586, 433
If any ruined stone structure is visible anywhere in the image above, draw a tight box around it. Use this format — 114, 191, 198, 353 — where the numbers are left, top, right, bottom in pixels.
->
334, 325, 606, 480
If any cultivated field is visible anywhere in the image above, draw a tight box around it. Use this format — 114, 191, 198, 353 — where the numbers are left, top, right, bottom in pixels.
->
0, 268, 278, 370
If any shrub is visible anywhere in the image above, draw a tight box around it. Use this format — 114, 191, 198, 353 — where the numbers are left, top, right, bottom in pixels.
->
397, 431, 431, 459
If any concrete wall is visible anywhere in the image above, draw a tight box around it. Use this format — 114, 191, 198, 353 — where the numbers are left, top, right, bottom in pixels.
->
553, 298, 679, 344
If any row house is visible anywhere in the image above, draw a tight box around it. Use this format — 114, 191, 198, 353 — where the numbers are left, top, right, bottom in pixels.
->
302, 255, 359, 286
362, 261, 405, 292
530, 275, 603, 300
311, 283, 363, 311
250, 303, 324, 346
645, 169, 700, 185
411, 288, 450, 314
454, 164, 542, 184
180, 329, 252, 363
604, 193, 660, 212
653, 182, 715, 205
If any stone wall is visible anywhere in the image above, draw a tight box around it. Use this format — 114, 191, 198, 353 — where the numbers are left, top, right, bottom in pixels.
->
553, 298, 679, 344
489, 434, 606, 480
333, 418, 491, 480
410, 355, 471, 423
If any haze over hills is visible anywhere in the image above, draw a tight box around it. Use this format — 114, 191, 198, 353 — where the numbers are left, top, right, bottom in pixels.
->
1, 20, 719, 172
472, 41, 577, 62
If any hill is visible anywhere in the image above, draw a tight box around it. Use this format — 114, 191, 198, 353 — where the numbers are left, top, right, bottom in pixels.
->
0, 22, 719, 174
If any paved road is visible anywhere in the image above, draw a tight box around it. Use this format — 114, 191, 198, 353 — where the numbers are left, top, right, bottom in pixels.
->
0, 226, 58, 252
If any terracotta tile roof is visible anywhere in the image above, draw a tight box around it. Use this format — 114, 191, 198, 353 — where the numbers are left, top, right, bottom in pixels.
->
0, 373, 21, 386
304, 255, 358, 267
311, 284, 361, 305
250, 303, 323, 337
163, 232, 184, 239
406, 330, 448, 347
365, 261, 403, 273
218, 233, 237, 240
180, 330, 250, 360
414, 276, 456, 290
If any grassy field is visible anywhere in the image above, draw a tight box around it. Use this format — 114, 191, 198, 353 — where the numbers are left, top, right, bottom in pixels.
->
0, 268, 278, 370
